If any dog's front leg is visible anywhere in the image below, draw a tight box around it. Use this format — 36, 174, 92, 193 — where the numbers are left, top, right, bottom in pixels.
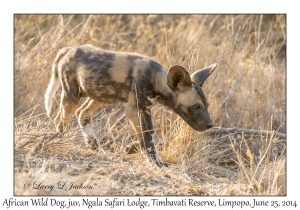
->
140, 110, 168, 167
125, 96, 168, 167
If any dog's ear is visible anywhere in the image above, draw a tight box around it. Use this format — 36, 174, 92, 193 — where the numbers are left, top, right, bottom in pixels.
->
167, 65, 192, 90
191, 63, 218, 87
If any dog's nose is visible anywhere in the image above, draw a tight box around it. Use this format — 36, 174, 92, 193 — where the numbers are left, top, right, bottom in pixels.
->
207, 122, 213, 128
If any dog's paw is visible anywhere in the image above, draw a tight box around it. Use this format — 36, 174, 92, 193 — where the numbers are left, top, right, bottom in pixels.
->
148, 151, 169, 167
155, 160, 169, 167
86, 137, 99, 150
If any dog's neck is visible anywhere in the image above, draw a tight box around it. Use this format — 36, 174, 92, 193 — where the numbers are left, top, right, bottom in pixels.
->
153, 67, 177, 109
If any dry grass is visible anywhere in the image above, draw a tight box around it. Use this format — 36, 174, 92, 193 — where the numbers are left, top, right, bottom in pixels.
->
14, 14, 286, 195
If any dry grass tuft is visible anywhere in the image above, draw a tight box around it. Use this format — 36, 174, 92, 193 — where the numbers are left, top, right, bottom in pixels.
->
14, 14, 286, 195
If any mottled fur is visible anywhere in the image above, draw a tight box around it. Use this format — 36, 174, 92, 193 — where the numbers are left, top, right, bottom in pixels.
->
45, 44, 217, 167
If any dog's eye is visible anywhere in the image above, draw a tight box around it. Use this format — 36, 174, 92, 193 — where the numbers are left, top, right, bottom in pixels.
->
192, 104, 201, 110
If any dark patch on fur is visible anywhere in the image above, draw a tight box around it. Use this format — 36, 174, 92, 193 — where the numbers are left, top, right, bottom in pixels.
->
135, 71, 155, 107
149, 60, 161, 70
75, 49, 115, 75
194, 82, 208, 108
156, 91, 176, 110
126, 66, 134, 84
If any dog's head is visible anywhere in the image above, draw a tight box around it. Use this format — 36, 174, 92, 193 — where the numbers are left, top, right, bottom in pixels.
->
167, 63, 217, 131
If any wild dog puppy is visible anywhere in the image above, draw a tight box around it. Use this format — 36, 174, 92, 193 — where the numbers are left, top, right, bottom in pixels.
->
44, 44, 217, 167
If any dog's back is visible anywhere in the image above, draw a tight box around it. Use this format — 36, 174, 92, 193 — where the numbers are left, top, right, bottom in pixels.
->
54, 44, 165, 105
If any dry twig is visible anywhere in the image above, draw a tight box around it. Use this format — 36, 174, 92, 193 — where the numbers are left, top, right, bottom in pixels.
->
210, 127, 286, 139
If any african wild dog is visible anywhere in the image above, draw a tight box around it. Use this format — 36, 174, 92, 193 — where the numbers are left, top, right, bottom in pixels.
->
44, 44, 217, 167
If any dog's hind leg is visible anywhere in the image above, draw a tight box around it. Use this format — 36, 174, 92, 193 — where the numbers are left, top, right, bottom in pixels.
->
76, 98, 103, 151
55, 90, 79, 133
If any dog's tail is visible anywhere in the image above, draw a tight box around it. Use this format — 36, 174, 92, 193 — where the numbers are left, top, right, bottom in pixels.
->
44, 69, 60, 117
44, 47, 72, 117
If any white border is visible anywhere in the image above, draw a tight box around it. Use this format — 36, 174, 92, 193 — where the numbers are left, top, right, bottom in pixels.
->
2, 0, 299, 209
